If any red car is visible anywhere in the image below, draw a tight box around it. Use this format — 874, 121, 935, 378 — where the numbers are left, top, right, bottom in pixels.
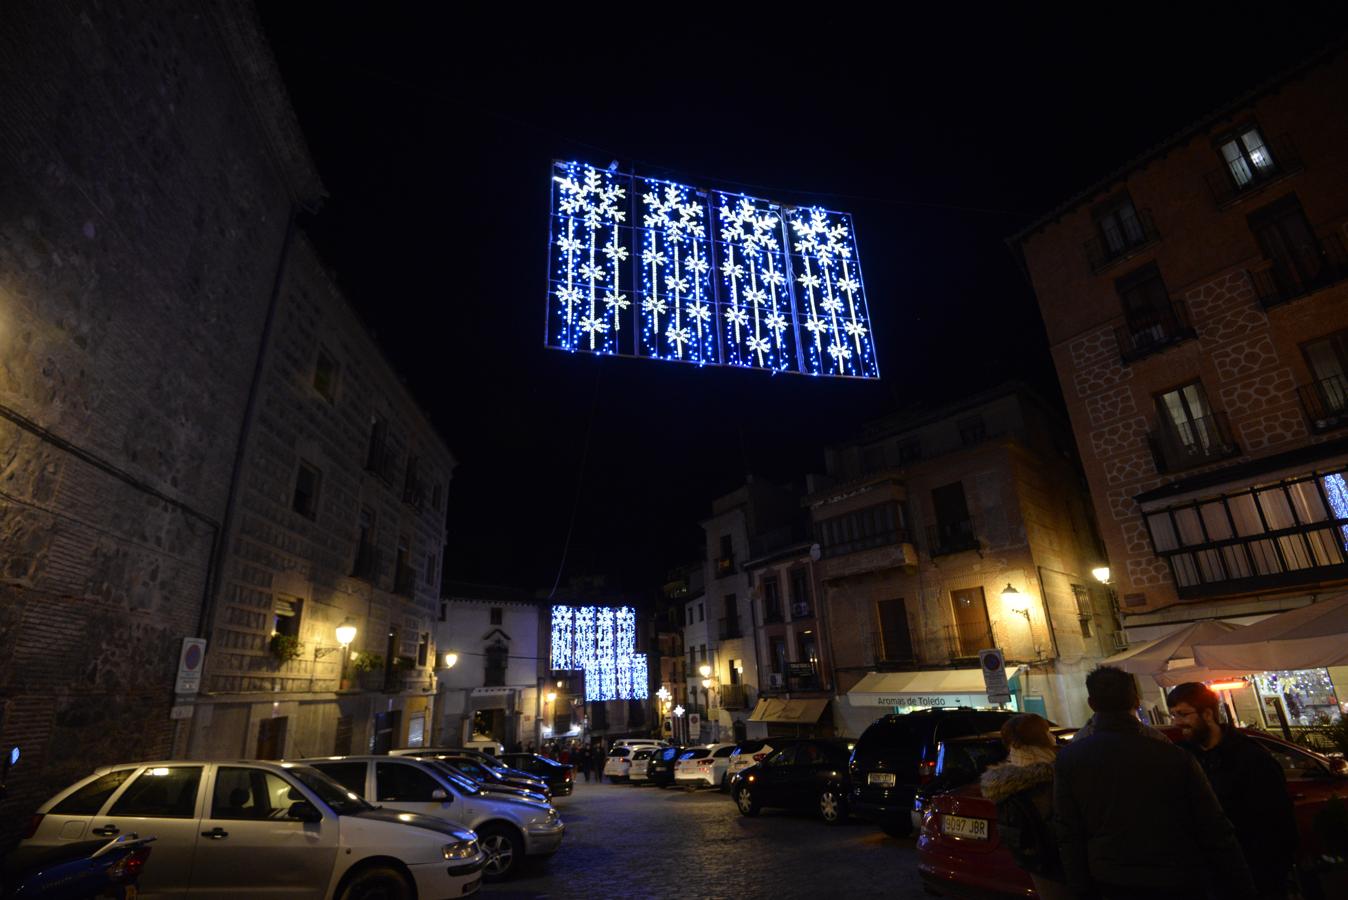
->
917, 727, 1348, 899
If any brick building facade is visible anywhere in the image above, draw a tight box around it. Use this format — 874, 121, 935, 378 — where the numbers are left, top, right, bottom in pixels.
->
808, 386, 1117, 732
1014, 48, 1348, 714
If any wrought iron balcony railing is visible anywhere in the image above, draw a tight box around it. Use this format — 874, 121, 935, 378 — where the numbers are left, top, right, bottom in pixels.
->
1298, 374, 1348, 434
1147, 411, 1240, 474
718, 617, 742, 640
926, 520, 979, 557
351, 544, 380, 581
1204, 133, 1303, 207
1083, 208, 1160, 272
1115, 302, 1196, 364
1249, 232, 1348, 311
943, 623, 996, 660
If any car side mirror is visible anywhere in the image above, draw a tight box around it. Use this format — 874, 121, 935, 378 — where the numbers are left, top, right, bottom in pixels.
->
431, 788, 448, 801
287, 801, 323, 823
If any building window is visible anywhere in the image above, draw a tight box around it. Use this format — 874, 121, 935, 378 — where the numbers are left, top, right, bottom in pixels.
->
685, 604, 692, 626
1218, 125, 1277, 190
366, 415, 388, 475
816, 502, 904, 558
1152, 382, 1236, 472
762, 576, 782, 622
313, 347, 339, 402
1301, 330, 1348, 431
1091, 193, 1149, 265
439, 601, 447, 623
699, 644, 707, 663
431, 483, 443, 511
292, 461, 321, 520
790, 568, 812, 618
394, 535, 413, 596
688, 647, 696, 672
716, 535, 735, 576
272, 596, 301, 638
876, 598, 913, 662
697, 602, 704, 623
490, 607, 503, 626
1115, 263, 1192, 362
898, 438, 922, 464
950, 587, 992, 658
728, 659, 743, 686
1144, 467, 1348, 598
929, 482, 977, 556
416, 632, 430, 668
769, 636, 787, 674
403, 456, 424, 508
1248, 195, 1342, 309
958, 416, 986, 446
1071, 584, 1094, 638
424, 552, 438, 587
484, 642, 508, 687
720, 594, 740, 638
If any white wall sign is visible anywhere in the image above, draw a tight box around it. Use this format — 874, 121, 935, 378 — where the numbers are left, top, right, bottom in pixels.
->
980, 649, 1011, 704
175, 637, 207, 695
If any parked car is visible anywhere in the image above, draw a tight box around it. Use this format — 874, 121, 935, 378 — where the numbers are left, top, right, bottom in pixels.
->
675, 743, 738, 789
731, 739, 855, 825
611, 739, 667, 751
416, 754, 551, 799
726, 739, 779, 785
644, 745, 684, 788
392, 748, 548, 792
602, 747, 634, 782
499, 753, 575, 796
302, 755, 563, 882
628, 748, 656, 783
909, 728, 1076, 832
916, 727, 1348, 899
850, 707, 1016, 836
22, 759, 486, 898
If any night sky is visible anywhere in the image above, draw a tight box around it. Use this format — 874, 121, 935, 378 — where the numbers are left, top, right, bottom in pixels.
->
258, 6, 1346, 594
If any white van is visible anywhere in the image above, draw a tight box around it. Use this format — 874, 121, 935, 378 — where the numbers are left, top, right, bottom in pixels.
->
23, 759, 486, 898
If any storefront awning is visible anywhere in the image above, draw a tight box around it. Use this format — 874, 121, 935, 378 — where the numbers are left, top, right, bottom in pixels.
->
846, 667, 1021, 708
748, 698, 830, 723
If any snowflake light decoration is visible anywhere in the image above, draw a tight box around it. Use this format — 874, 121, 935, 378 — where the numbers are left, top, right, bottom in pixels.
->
546, 161, 879, 380
550, 604, 648, 702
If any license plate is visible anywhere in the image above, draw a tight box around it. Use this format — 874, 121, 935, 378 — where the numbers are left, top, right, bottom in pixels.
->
941, 814, 988, 840
868, 772, 896, 786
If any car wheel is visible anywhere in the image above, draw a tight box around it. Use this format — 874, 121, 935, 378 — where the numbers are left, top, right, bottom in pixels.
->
735, 784, 759, 817
478, 824, 523, 881
819, 788, 846, 825
338, 865, 414, 900
881, 819, 912, 838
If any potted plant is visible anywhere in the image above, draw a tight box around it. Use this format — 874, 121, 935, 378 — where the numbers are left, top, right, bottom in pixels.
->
269, 633, 302, 665
350, 652, 384, 690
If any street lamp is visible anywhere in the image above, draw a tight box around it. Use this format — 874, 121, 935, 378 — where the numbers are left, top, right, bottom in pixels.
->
442, 652, 458, 669
1091, 565, 1112, 585
334, 619, 357, 689
673, 704, 685, 744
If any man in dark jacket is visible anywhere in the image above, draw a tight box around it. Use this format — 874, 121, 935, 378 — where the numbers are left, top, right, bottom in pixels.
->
1167, 682, 1298, 899
1054, 666, 1254, 900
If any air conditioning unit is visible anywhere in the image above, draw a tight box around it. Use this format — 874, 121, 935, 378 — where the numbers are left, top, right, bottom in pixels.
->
768, 673, 785, 689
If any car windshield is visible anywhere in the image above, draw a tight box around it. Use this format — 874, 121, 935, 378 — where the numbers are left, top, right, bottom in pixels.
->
422, 760, 485, 794
853, 718, 926, 766
609, 748, 630, 758
285, 765, 375, 815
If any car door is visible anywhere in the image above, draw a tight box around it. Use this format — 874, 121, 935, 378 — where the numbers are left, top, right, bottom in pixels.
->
189, 765, 336, 898
373, 760, 464, 827
756, 745, 799, 807
92, 764, 205, 897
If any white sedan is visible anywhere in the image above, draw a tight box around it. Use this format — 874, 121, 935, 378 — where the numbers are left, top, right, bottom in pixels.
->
602, 746, 633, 782
628, 748, 656, 783
674, 743, 738, 788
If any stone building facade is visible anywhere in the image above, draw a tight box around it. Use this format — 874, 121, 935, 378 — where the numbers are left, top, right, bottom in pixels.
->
0, 1, 321, 839
186, 235, 453, 761
809, 386, 1117, 733
1013, 49, 1348, 670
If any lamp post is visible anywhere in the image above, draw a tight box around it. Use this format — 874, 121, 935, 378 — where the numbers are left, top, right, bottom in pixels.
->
673, 704, 685, 745
335, 618, 357, 689
1001, 583, 1041, 659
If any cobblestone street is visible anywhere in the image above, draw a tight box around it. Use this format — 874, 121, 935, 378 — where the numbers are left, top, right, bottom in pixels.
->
482, 780, 929, 900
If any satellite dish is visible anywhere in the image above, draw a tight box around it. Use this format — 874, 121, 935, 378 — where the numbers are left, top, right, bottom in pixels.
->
809, 543, 822, 561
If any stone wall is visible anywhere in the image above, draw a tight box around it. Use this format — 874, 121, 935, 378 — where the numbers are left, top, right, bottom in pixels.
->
0, 0, 308, 840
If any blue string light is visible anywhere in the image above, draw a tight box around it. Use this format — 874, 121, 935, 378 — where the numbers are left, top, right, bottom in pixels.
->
550, 604, 649, 702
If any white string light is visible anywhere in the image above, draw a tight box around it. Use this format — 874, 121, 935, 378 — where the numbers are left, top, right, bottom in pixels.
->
550, 604, 649, 701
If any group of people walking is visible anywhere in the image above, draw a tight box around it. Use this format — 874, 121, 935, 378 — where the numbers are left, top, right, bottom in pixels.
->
981, 665, 1299, 900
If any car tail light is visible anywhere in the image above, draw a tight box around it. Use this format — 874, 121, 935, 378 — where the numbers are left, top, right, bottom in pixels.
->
752, 753, 766, 762
565, 770, 573, 781
22, 814, 43, 839
698, 759, 712, 766
917, 759, 936, 785
108, 847, 152, 883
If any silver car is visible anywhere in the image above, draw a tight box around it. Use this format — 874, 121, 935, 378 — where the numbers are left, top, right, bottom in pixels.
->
300, 755, 563, 880
23, 759, 485, 898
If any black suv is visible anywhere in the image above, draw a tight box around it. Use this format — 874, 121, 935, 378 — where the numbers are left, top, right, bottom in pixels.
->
848, 707, 1014, 836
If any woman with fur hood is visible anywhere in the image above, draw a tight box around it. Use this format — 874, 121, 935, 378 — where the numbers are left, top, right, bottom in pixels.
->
979, 713, 1070, 900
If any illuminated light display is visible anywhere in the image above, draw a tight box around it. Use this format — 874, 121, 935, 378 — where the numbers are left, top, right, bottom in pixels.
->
546, 161, 879, 380
1324, 472, 1348, 550
551, 604, 648, 702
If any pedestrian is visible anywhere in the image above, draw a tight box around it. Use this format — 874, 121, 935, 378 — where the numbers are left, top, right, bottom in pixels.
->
1166, 682, 1298, 899
1054, 665, 1254, 900
591, 742, 605, 782
576, 744, 591, 782
979, 713, 1070, 900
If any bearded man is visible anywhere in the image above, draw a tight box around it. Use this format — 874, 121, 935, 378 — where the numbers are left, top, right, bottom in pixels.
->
1166, 682, 1298, 899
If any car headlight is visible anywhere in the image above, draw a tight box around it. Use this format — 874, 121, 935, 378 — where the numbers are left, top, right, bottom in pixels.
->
443, 839, 479, 860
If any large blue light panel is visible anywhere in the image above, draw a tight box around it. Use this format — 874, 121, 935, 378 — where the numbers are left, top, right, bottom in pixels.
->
787, 208, 879, 378
635, 177, 719, 365
711, 192, 800, 374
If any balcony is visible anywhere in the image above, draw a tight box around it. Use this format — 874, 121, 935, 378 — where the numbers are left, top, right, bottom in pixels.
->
1083, 208, 1160, 272
1205, 133, 1303, 208
402, 472, 426, 511
1249, 232, 1348, 311
1147, 412, 1240, 474
719, 684, 750, 710
718, 616, 742, 640
943, 624, 996, 661
1160, 522, 1348, 601
351, 544, 380, 582
786, 669, 822, 692
926, 520, 979, 557
1115, 302, 1197, 364
1298, 374, 1348, 434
